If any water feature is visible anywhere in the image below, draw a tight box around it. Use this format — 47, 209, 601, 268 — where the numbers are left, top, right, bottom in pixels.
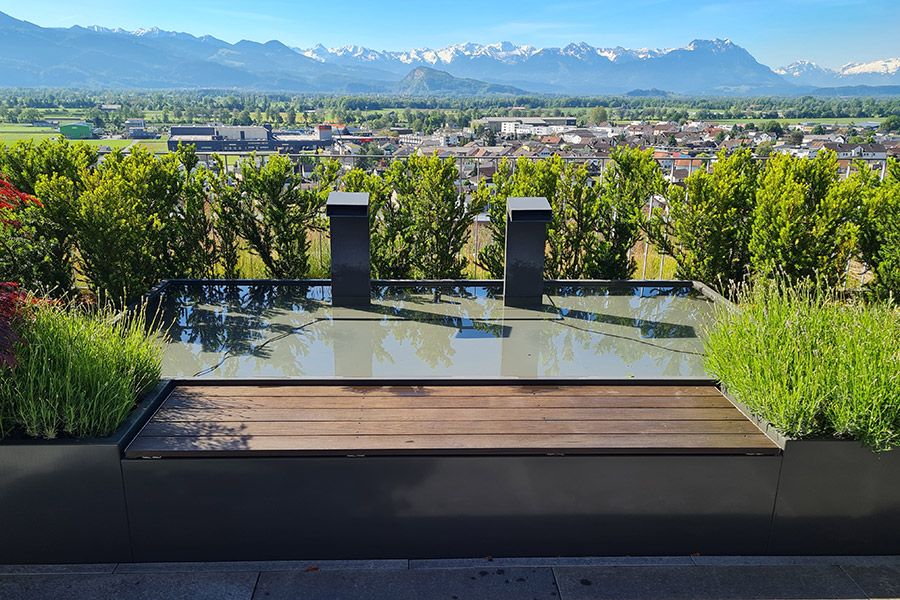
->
153, 283, 715, 379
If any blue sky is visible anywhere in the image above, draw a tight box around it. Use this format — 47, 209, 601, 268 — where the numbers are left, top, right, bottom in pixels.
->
1, 0, 897, 69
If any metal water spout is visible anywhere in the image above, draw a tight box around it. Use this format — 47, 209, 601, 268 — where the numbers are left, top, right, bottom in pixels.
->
326, 191, 370, 306
504, 196, 552, 308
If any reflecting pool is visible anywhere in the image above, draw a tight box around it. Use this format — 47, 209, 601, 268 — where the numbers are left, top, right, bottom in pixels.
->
154, 283, 715, 379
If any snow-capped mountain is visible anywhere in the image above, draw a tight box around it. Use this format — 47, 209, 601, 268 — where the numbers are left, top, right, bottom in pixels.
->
295, 38, 792, 94
777, 58, 900, 87
5, 8, 895, 96
297, 40, 675, 68
841, 58, 900, 76
775, 60, 838, 88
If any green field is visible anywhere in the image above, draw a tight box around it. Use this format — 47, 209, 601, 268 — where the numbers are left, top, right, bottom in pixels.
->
0, 124, 139, 151
0, 124, 61, 145
133, 137, 170, 153
79, 139, 134, 150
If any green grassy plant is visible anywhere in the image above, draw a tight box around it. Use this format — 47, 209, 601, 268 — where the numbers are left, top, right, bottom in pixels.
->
0, 298, 162, 440
704, 278, 900, 451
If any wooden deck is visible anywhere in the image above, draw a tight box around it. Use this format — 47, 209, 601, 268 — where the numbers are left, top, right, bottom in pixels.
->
125, 384, 780, 458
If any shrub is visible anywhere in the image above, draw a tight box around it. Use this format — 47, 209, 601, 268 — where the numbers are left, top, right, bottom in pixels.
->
43, 145, 219, 303
225, 154, 338, 279
704, 278, 900, 451
856, 158, 900, 299
387, 154, 484, 279
342, 167, 415, 279
649, 149, 758, 291
0, 138, 97, 196
478, 148, 658, 280
72, 147, 183, 301
585, 146, 664, 279
750, 150, 858, 286
203, 154, 243, 279
0, 174, 64, 294
0, 298, 162, 440
0, 139, 98, 296
476, 156, 564, 278
546, 157, 647, 279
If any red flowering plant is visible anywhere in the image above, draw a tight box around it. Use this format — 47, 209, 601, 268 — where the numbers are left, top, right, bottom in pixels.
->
0, 281, 24, 369
1, 173, 42, 276
0, 174, 41, 370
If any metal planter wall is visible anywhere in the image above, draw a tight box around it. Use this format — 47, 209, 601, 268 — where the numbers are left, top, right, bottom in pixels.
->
769, 439, 900, 555
122, 454, 780, 561
0, 381, 173, 564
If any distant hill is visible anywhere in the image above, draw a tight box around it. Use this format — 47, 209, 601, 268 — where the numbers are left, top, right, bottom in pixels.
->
394, 67, 526, 95
624, 88, 674, 97
0, 10, 395, 91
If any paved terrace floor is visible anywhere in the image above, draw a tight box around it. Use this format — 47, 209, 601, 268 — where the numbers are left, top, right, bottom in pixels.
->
3, 556, 900, 599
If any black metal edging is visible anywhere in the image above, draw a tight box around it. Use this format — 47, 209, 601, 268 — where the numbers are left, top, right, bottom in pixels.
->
142, 277, 705, 291
0, 378, 176, 452
111, 380, 178, 451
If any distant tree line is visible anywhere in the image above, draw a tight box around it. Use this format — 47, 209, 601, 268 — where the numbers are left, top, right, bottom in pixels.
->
2, 89, 900, 132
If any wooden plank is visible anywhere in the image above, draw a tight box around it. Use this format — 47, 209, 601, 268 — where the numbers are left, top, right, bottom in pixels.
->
141, 419, 765, 437
125, 433, 780, 457
162, 394, 735, 410
150, 407, 748, 423
170, 385, 723, 398
127, 383, 779, 458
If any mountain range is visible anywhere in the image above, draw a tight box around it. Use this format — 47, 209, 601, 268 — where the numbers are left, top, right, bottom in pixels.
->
775, 59, 900, 88
1, 10, 899, 96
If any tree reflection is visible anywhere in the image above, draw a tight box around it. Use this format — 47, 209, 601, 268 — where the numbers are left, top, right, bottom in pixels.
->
154, 283, 712, 379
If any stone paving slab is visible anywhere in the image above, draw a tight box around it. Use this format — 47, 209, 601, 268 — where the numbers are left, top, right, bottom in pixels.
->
552, 565, 868, 600
0, 563, 117, 575
693, 555, 900, 566
842, 565, 900, 600
412, 556, 693, 569
0, 572, 258, 600
115, 559, 408, 573
4, 558, 900, 600
254, 567, 560, 600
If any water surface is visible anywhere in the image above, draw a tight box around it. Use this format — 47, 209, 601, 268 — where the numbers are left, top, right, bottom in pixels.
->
156, 284, 714, 379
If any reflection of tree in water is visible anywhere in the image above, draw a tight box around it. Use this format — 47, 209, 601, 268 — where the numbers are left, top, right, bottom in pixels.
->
365, 285, 506, 370
540, 285, 710, 377
158, 284, 329, 374
155, 283, 711, 378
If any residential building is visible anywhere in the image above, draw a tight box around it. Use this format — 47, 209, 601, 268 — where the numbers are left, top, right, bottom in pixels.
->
821, 143, 887, 160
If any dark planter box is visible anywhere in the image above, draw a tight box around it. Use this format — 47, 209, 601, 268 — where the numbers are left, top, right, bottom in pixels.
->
769, 439, 900, 555
0, 381, 173, 564
123, 453, 780, 561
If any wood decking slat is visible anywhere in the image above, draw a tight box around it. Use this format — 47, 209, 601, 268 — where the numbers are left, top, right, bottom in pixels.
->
141, 418, 764, 437
126, 384, 779, 457
150, 407, 747, 423
127, 433, 777, 457
162, 394, 735, 410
